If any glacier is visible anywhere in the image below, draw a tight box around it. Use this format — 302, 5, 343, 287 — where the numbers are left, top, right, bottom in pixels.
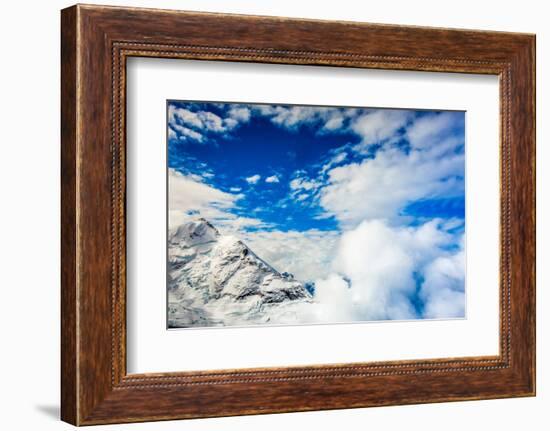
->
168, 218, 315, 328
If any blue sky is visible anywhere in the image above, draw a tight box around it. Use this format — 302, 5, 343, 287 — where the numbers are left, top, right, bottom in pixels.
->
167, 100, 466, 320
168, 101, 465, 234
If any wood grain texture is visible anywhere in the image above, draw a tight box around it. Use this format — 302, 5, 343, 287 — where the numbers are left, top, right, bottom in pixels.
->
60, 4, 536, 425
60, 6, 78, 425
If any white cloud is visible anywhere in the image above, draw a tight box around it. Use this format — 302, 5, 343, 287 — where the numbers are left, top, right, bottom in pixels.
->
228, 106, 251, 122
322, 115, 345, 131
320, 150, 463, 226
264, 106, 319, 129
223, 118, 238, 129
229, 186, 242, 192
252, 105, 352, 132
243, 229, 339, 281
287, 175, 322, 204
170, 124, 204, 143
420, 247, 465, 318
245, 174, 261, 184
284, 275, 357, 324
350, 109, 412, 149
169, 106, 204, 129
330, 221, 417, 320
169, 168, 238, 227
169, 169, 267, 232
265, 175, 280, 183
200, 110, 226, 132
406, 111, 463, 150
169, 105, 231, 133
320, 151, 347, 174
223, 216, 272, 232
289, 177, 319, 192
311, 219, 464, 321
168, 104, 252, 143
320, 112, 465, 227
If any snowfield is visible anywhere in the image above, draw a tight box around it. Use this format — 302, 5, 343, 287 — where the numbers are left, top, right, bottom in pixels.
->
168, 218, 314, 328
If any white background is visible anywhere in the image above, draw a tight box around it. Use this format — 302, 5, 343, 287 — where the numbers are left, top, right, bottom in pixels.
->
127, 59, 499, 373
0, 0, 547, 430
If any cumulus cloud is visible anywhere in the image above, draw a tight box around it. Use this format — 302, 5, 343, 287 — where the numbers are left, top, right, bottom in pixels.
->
265, 175, 280, 183
350, 109, 413, 149
169, 168, 238, 226
168, 103, 251, 143
406, 111, 464, 150
298, 275, 358, 323
314, 276, 357, 318
245, 174, 261, 184
322, 115, 345, 131
252, 105, 355, 133
170, 123, 204, 143
255, 105, 320, 129
310, 219, 464, 321
319, 113, 465, 227
169, 169, 267, 231
228, 106, 251, 122
169, 106, 223, 132
420, 247, 465, 318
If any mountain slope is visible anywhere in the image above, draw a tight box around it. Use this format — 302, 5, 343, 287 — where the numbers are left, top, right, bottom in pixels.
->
168, 218, 313, 328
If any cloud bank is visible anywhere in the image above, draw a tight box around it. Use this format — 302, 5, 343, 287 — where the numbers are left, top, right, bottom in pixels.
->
311, 219, 464, 321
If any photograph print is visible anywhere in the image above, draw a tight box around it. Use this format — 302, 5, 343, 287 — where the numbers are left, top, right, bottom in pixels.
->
167, 100, 466, 329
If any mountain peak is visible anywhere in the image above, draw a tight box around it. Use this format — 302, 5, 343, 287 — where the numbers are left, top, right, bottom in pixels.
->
170, 218, 220, 248
168, 219, 313, 328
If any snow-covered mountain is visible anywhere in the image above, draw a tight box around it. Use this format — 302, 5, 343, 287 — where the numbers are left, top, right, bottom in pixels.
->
168, 218, 314, 328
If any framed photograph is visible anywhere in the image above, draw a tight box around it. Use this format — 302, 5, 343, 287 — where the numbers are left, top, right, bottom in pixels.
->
61, 4, 535, 425
165, 101, 467, 330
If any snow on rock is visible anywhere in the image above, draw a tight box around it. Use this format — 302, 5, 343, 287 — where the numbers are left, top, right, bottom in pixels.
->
168, 218, 314, 328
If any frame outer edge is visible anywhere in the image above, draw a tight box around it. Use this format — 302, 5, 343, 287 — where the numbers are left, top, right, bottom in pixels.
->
505, 34, 536, 396
523, 34, 536, 395
526, 35, 536, 396
61, 5, 80, 426
531, 34, 536, 396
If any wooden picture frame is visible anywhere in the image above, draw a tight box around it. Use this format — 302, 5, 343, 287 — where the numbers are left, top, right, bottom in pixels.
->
61, 4, 535, 425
